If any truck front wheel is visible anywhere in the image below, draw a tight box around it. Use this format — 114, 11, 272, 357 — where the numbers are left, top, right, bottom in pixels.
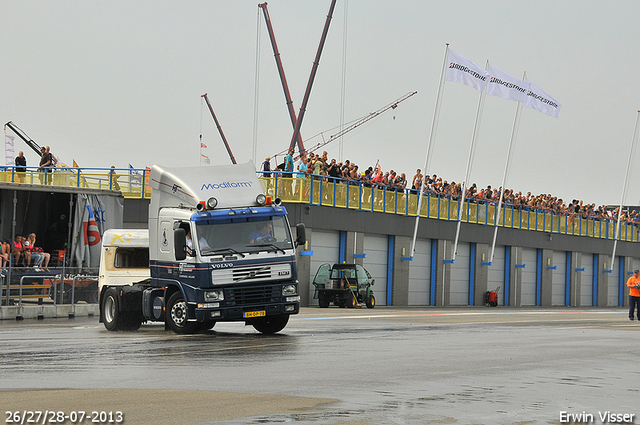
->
252, 315, 289, 334
167, 292, 198, 334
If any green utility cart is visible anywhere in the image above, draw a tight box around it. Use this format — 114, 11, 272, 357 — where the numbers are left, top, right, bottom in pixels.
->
312, 263, 375, 308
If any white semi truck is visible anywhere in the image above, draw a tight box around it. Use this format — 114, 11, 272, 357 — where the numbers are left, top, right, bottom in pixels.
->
98, 161, 306, 334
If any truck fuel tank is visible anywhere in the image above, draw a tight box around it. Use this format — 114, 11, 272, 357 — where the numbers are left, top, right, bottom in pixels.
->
143, 288, 165, 321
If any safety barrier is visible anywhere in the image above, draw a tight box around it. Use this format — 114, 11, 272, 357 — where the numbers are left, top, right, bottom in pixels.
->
0, 166, 152, 199
1, 271, 99, 309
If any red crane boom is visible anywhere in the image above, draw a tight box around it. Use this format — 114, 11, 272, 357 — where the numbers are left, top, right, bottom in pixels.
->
258, 2, 304, 152
201, 93, 237, 165
258, 0, 337, 155
288, 0, 337, 154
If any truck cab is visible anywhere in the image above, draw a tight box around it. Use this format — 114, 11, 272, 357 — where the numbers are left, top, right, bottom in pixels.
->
99, 161, 306, 334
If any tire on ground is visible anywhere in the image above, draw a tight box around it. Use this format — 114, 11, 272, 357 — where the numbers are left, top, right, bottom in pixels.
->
251, 315, 289, 334
166, 291, 199, 334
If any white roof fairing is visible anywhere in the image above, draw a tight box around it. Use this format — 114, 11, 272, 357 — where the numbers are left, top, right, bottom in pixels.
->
149, 161, 264, 212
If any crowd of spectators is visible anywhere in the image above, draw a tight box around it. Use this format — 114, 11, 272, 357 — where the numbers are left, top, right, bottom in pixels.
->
262, 150, 639, 226
0, 233, 51, 271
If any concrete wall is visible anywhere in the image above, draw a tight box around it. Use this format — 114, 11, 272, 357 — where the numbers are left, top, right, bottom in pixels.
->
284, 202, 637, 308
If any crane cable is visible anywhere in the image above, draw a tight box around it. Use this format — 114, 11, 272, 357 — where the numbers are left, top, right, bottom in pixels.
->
339, 0, 348, 161
252, 7, 262, 165
199, 96, 204, 165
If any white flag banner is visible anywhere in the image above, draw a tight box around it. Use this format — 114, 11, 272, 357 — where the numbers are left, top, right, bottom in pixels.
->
5, 134, 14, 166
444, 49, 490, 93
486, 65, 529, 103
129, 163, 141, 187
525, 80, 561, 118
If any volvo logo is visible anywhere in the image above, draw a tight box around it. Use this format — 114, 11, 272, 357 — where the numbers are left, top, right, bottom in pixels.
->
212, 262, 234, 269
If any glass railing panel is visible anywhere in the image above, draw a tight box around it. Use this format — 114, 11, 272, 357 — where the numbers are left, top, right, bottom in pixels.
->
407, 192, 418, 215
487, 204, 496, 226
397, 192, 407, 214
372, 188, 384, 212
428, 196, 439, 219
360, 187, 374, 211
385, 191, 396, 213
544, 213, 552, 232
467, 203, 478, 224
558, 214, 566, 234
440, 198, 451, 220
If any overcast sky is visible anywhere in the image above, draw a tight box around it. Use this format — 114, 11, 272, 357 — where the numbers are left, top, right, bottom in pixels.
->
2, 1, 640, 207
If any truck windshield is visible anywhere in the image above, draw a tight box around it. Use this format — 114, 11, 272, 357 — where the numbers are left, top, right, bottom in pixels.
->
195, 215, 294, 256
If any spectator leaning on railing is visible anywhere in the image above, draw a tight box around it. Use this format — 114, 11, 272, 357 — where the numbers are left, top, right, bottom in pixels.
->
266, 147, 640, 226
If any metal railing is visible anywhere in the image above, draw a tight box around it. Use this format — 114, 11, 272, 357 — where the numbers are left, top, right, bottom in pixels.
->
261, 173, 640, 243
0, 166, 151, 199
2, 267, 99, 309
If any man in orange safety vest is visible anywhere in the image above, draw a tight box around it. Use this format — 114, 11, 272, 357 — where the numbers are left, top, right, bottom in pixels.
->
626, 269, 640, 321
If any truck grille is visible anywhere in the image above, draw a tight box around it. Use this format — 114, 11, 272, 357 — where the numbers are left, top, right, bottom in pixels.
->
233, 266, 272, 281
225, 284, 280, 306
211, 263, 291, 285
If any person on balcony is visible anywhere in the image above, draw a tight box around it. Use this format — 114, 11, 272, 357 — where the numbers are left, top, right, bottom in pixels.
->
37, 146, 52, 185
14, 151, 26, 183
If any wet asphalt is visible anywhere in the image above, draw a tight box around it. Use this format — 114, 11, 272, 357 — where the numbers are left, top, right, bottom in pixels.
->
0, 306, 638, 425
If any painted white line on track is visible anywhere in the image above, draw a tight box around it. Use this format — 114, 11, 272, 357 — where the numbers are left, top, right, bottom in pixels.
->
291, 310, 624, 321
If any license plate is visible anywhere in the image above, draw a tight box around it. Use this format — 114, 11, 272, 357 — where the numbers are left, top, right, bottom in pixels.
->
244, 310, 266, 318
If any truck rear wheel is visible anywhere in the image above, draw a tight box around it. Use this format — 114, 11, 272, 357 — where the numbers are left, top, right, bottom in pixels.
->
102, 287, 123, 331
102, 287, 143, 331
252, 315, 289, 334
167, 292, 198, 334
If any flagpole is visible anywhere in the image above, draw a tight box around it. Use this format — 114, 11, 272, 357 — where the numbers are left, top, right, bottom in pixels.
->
489, 71, 526, 264
609, 110, 640, 272
410, 43, 449, 259
452, 60, 488, 261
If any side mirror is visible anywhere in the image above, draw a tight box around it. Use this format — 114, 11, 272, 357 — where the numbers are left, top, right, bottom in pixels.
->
370, 279, 375, 286
174, 228, 187, 261
295, 223, 306, 247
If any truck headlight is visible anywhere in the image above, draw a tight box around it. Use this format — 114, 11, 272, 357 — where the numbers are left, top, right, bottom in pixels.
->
207, 197, 218, 209
205, 290, 224, 301
282, 284, 297, 296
